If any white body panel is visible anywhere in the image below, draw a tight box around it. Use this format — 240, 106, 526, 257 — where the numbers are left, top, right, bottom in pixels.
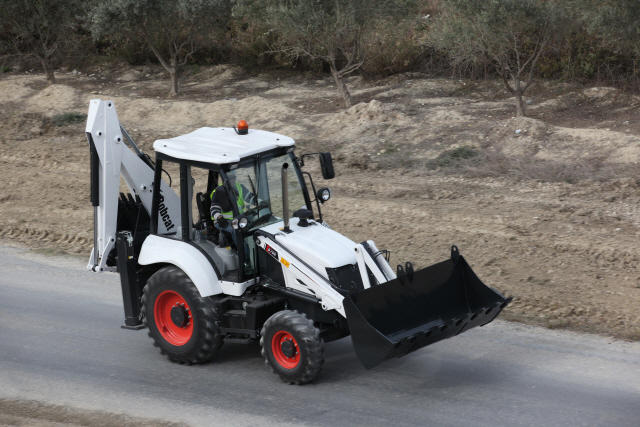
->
255, 231, 346, 317
86, 99, 181, 272
138, 235, 254, 297
253, 220, 396, 317
154, 127, 295, 165
260, 220, 358, 274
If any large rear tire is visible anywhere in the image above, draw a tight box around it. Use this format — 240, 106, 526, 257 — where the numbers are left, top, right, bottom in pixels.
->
260, 310, 324, 384
141, 266, 222, 364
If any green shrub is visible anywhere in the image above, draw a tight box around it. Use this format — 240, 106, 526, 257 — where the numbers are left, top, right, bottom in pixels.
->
360, 18, 423, 77
1, 66, 12, 73
53, 112, 87, 126
427, 146, 478, 169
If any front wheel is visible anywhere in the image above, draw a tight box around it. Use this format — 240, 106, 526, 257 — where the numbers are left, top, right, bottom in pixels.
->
260, 310, 324, 384
142, 266, 222, 364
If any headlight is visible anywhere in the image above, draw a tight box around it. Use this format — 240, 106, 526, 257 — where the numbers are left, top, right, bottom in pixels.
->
317, 187, 332, 203
232, 217, 248, 230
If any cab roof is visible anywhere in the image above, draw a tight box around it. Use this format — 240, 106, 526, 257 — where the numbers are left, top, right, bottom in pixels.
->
153, 127, 295, 165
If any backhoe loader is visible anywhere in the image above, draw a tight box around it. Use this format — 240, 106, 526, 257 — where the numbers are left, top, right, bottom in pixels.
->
86, 99, 512, 384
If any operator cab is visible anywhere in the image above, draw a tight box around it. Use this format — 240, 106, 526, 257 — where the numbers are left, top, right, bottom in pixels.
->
150, 123, 327, 284
192, 151, 311, 281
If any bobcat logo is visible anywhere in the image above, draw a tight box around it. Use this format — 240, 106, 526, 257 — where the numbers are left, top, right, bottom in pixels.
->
158, 191, 175, 231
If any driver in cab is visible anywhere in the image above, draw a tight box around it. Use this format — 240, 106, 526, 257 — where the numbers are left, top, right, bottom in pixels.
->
209, 170, 256, 247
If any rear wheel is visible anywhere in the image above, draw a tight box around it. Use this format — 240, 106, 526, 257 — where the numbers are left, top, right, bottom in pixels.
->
142, 266, 222, 364
260, 310, 324, 384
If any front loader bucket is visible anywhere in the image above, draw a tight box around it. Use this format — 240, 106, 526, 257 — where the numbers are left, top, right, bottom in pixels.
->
344, 246, 512, 369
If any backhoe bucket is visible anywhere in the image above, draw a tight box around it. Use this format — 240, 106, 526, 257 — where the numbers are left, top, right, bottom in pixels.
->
344, 246, 512, 369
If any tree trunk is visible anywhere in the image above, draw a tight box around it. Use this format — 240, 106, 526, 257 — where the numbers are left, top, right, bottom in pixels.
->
169, 58, 179, 96
512, 75, 525, 117
515, 92, 525, 116
41, 58, 55, 84
169, 70, 178, 96
143, 31, 179, 96
329, 62, 352, 108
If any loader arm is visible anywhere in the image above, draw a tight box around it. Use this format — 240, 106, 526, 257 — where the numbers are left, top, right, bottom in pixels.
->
86, 99, 181, 272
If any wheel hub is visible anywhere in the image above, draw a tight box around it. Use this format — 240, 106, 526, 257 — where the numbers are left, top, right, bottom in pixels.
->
154, 290, 193, 346
280, 339, 295, 358
272, 331, 300, 369
170, 304, 189, 328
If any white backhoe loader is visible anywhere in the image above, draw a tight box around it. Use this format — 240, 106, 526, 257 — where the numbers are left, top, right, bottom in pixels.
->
86, 99, 512, 384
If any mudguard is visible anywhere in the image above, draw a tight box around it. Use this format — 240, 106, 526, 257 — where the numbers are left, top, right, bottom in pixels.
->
344, 246, 512, 369
138, 235, 223, 297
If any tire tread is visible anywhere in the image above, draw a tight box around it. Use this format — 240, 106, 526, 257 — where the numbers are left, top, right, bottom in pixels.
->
141, 266, 223, 364
260, 310, 324, 385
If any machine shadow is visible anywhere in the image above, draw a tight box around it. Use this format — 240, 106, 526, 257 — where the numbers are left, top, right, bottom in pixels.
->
315, 337, 513, 391
204, 341, 263, 364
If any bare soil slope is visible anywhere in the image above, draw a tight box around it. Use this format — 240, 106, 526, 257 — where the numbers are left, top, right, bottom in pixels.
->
1, 65, 639, 339
0, 399, 184, 427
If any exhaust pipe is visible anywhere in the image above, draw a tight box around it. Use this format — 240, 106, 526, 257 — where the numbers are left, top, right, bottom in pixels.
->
281, 163, 290, 233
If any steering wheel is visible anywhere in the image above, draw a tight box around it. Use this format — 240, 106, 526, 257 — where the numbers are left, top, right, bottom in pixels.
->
241, 201, 272, 227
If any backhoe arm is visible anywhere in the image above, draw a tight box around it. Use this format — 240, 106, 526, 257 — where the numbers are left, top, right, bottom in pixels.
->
86, 99, 181, 272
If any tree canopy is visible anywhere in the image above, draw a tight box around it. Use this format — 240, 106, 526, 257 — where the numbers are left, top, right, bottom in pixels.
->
234, 0, 418, 107
2, 0, 640, 99
0, 0, 83, 84
583, 0, 640, 55
89, 0, 231, 95
429, 0, 571, 116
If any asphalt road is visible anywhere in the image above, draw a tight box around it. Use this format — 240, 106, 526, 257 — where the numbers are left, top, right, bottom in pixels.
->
1, 245, 639, 427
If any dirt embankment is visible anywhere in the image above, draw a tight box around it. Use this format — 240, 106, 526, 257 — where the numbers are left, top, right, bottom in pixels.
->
1, 65, 639, 339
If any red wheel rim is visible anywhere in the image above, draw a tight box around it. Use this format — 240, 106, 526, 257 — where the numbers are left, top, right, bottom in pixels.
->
271, 331, 300, 369
154, 290, 193, 346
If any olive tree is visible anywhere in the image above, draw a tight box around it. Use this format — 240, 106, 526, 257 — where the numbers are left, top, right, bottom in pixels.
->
0, 0, 82, 84
234, 0, 418, 108
89, 0, 231, 96
428, 0, 570, 116
583, 0, 640, 55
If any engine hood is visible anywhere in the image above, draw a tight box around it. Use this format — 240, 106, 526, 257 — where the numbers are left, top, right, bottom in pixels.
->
260, 220, 357, 269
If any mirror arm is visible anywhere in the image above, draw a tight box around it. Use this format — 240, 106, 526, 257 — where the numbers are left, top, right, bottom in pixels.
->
302, 171, 323, 223
297, 152, 322, 167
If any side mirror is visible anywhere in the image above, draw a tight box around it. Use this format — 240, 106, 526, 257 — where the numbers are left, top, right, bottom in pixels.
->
319, 152, 335, 180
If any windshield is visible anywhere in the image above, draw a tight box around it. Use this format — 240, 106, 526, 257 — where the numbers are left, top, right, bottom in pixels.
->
229, 153, 308, 232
